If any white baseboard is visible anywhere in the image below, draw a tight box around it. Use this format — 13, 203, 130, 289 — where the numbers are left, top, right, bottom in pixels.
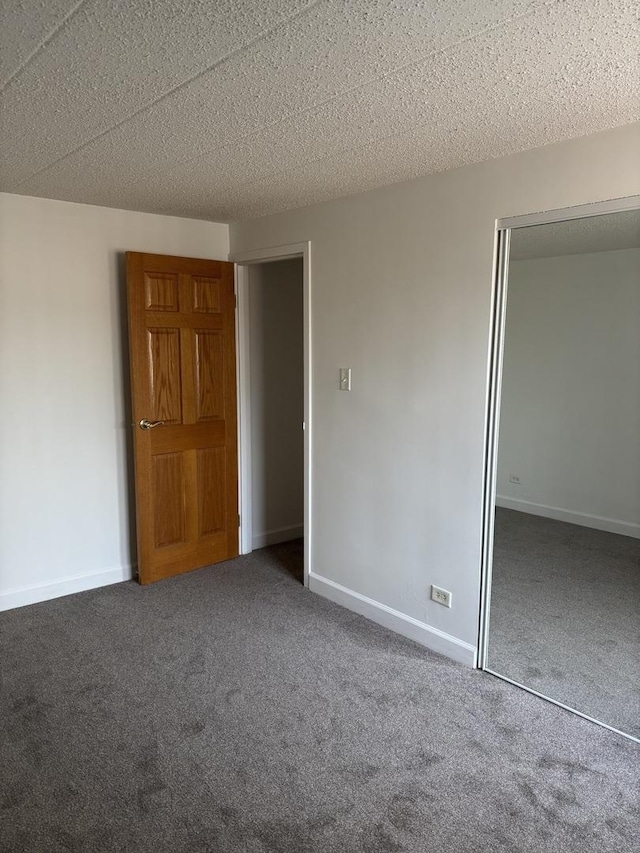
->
0, 565, 134, 612
308, 572, 476, 667
496, 496, 640, 539
252, 524, 304, 550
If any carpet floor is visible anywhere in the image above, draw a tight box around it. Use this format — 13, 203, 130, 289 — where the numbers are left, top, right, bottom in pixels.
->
489, 509, 640, 739
1, 540, 638, 853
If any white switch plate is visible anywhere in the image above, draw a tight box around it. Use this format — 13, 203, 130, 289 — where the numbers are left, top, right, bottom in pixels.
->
431, 585, 452, 608
339, 368, 351, 391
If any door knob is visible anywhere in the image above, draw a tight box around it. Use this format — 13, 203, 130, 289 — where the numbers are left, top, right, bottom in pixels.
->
139, 419, 165, 430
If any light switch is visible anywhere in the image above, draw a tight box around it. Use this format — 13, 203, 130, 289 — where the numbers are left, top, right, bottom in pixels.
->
339, 368, 351, 391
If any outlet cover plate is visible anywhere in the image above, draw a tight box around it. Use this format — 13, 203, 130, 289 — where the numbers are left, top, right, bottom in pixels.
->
431, 585, 452, 608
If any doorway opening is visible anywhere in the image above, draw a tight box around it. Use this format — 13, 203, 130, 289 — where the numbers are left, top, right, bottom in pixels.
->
233, 243, 311, 586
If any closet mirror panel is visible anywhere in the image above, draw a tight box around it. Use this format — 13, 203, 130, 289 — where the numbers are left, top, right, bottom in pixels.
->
485, 207, 640, 740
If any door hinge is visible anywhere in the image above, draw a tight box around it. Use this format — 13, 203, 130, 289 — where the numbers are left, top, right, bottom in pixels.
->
237, 513, 241, 527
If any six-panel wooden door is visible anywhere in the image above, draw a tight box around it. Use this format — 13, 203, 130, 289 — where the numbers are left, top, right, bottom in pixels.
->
126, 252, 238, 584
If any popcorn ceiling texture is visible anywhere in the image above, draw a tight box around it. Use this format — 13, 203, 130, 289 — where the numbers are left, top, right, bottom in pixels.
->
1, 0, 638, 221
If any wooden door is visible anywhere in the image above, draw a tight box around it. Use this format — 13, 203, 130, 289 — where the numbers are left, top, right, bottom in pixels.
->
126, 252, 238, 584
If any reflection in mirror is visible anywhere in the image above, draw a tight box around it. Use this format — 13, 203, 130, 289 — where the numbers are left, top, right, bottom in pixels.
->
486, 207, 640, 741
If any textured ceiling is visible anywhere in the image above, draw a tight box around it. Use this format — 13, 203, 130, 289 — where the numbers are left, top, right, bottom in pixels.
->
1, 0, 638, 222
510, 208, 640, 259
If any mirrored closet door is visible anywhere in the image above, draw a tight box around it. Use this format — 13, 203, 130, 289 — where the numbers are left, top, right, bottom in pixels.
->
481, 201, 640, 742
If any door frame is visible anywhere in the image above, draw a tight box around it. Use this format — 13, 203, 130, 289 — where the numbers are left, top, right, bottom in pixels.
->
231, 241, 312, 587
477, 194, 640, 742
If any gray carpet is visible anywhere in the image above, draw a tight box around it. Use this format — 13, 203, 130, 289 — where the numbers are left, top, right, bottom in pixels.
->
488, 509, 640, 739
1, 540, 639, 853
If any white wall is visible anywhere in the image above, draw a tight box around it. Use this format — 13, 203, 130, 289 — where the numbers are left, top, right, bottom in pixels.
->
249, 259, 304, 548
497, 249, 640, 537
229, 122, 640, 665
0, 193, 229, 609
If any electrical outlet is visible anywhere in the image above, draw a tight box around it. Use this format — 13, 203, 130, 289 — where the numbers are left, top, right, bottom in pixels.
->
509, 474, 522, 485
431, 585, 452, 608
